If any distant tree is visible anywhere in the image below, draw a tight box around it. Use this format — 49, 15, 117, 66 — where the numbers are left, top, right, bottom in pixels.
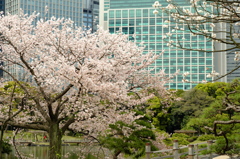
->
195, 82, 227, 98
173, 88, 214, 119
146, 89, 182, 133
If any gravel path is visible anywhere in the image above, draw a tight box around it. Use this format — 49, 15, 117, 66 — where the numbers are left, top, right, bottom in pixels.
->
213, 155, 232, 159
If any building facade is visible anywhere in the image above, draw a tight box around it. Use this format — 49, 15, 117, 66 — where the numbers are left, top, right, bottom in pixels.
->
83, 0, 99, 32
0, 0, 4, 13
5, 0, 83, 27
100, 0, 226, 90
3, 0, 84, 81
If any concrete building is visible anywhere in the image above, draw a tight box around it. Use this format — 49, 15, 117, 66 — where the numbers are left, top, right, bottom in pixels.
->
100, 0, 227, 90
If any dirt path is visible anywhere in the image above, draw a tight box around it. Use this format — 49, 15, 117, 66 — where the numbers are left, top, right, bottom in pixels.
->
213, 155, 231, 159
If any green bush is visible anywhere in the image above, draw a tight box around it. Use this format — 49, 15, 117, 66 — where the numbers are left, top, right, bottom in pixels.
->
163, 133, 190, 146
211, 136, 240, 155
187, 136, 198, 142
1, 140, 12, 154
197, 134, 215, 141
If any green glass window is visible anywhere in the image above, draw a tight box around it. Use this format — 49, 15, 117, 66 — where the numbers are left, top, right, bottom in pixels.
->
115, 19, 121, 26
122, 19, 128, 26
150, 18, 155, 25
163, 59, 169, 65
129, 19, 135, 26
122, 10, 128, 18
170, 59, 176, 65
122, 27, 128, 34
116, 10, 121, 18
143, 27, 148, 34
129, 10, 135, 17
192, 51, 198, 57
185, 58, 191, 65
109, 20, 114, 27
156, 18, 162, 25
149, 26, 156, 34
143, 9, 148, 17
129, 27, 134, 34
136, 19, 141, 26
206, 58, 212, 65
142, 18, 148, 25
199, 66, 205, 73
191, 58, 198, 65
136, 9, 142, 17
199, 58, 205, 65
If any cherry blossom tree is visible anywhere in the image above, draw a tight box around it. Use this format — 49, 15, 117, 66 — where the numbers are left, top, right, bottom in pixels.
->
0, 81, 29, 158
0, 11, 172, 159
152, 0, 240, 83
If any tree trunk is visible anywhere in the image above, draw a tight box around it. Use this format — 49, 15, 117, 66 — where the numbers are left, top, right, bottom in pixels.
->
48, 122, 63, 159
113, 150, 121, 159
0, 124, 7, 159
0, 129, 4, 159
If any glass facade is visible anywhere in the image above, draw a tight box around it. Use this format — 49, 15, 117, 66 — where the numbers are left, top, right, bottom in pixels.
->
101, 0, 215, 90
83, 0, 99, 32
3, 0, 84, 81
5, 0, 83, 27
0, 0, 4, 13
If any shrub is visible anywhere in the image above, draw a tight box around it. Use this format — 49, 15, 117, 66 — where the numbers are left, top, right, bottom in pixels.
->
197, 134, 215, 141
1, 140, 12, 154
163, 133, 190, 146
211, 136, 240, 155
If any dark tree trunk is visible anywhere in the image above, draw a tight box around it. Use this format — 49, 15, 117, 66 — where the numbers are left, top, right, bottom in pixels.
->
113, 150, 121, 159
223, 134, 229, 154
0, 129, 4, 159
48, 122, 63, 159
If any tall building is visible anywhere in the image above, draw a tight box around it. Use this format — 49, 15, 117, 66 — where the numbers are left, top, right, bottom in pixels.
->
5, 0, 83, 27
0, 0, 4, 78
3, 0, 85, 81
0, 0, 4, 13
226, 23, 240, 82
83, 0, 99, 32
100, 0, 226, 90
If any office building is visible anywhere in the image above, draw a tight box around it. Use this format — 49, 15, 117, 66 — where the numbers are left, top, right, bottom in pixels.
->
83, 0, 99, 32
3, 0, 84, 81
100, 0, 226, 90
5, 0, 83, 27
0, 0, 4, 13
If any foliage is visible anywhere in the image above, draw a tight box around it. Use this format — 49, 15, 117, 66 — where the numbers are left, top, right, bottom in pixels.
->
1, 140, 12, 154
146, 89, 184, 133
195, 82, 228, 98
211, 136, 240, 155
170, 88, 214, 130
0, 11, 172, 159
99, 120, 156, 159
183, 79, 240, 154
164, 133, 190, 146
174, 88, 214, 118
197, 134, 216, 141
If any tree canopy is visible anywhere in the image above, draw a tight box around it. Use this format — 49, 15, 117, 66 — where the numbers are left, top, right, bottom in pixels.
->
0, 11, 171, 159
